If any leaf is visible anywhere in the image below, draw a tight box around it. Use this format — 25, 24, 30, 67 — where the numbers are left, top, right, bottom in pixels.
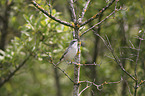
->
0, 50, 5, 60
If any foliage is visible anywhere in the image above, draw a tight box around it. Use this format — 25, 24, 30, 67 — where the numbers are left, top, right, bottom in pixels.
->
0, 5, 73, 95
0, 0, 145, 96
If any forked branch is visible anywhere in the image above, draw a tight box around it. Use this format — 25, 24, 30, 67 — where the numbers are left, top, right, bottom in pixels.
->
79, 0, 91, 23
81, 8, 122, 37
94, 33, 136, 81
80, 0, 115, 27
48, 56, 74, 83
79, 78, 122, 96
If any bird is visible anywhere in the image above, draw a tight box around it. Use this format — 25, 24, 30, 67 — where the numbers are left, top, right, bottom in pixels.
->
60, 39, 78, 62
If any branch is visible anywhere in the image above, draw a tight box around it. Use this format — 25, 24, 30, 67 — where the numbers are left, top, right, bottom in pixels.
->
45, 1, 52, 15
79, 83, 92, 96
73, 62, 101, 66
48, 56, 74, 83
95, 33, 136, 81
125, 79, 133, 96
80, 0, 115, 27
0, 55, 30, 88
134, 31, 144, 96
32, 0, 73, 28
81, 8, 121, 37
79, 77, 122, 94
79, 80, 102, 91
69, 0, 77, 23
138, 80, 145, 87
78, 0, 91, 23
134, 31, 145, 77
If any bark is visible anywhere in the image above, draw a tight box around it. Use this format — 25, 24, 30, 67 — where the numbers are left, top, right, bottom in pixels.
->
73, 28, 80, 96
119, 18, 127, 96
73, 64, 80, 96
0, 0, 14, 50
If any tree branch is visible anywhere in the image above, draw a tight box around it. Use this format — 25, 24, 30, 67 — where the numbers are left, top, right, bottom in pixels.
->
78, 83, 92, 96
32, 0, 73, 28
73, 62, 100, 66
81, 8, 121, 37
0, 55, 30, 88
79, 77, 122, 93
69, 0, 77, 23
138, 80, 145, 87
78, 0, 91, 23
48, 56, 74, 83
80, 0, 115, 27
94, 33, 136, 81
134, 31, 144, 96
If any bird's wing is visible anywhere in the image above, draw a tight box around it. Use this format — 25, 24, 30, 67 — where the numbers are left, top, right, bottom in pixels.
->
60, 47, 69, 61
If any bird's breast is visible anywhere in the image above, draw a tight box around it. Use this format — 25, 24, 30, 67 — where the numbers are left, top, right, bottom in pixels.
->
64, 46, 78, 61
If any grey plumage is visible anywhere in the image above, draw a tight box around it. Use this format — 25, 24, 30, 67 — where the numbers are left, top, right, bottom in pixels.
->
60, 39, 78, 61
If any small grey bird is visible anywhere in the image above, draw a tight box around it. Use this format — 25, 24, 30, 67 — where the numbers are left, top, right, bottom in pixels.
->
60, 39, 78, 62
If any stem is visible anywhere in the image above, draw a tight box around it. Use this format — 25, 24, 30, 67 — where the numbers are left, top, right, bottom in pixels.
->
73, 28, 81, 96
0, 55, 30, 87
32, 1, 73, 28
95, 34, 136, 81
73, 64, 80, 96
81, 9, 121, 37
79, 0, 90, 23
134, 32, 144, 96
80, 0, 115, 27
69, 0, 77, 23
69, 0, 81, 95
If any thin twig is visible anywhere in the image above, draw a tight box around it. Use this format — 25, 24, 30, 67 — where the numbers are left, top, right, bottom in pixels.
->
0, 54, 30, 87
79, 80, 102, 91
79, 77, 122, 91
80, 0, 115, 27
79, 64, 99, 66
73, 62, 100, 66
79, 0, 91, 23
134, 31, 144, 96
114, 0, 119, 18
45, 0, 52, 15
138, 80, 145, 87
69, 0, 77, 23
125, 79, 133, 96
79, 83, 92, 96
48, 56, 74, 83
106, 35, 136, 81
32, 0, 73, 28
95, 33, 136, 81
81, 8, 121, 37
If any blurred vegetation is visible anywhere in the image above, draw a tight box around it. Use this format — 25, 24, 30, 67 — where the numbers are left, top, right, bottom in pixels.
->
0, 0, 145, 96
